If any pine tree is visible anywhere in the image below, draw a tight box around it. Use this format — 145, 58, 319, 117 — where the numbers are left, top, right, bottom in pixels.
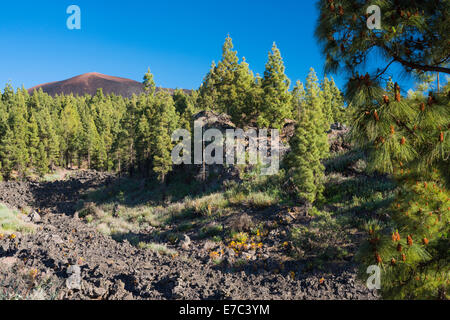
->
258, 43, 292, 129
198, 35, 258, 126
316, 0, 450, 299
36, 142, 49, 176
116, 95, 139, 175
304, 68, 329, 159
214, 35, 239, 115
152, 120, 173, 183
321, 76, 346, 125
0, 98, 7, 180
174, 89, 196, 131
27, 113, 40, 168
320, 77, 334, 126
150, 91, 178, 182
198, 61, 219, 111
285, 107, 325, 207
136, 109, 152, 175
7, 91, 29, 177
0, 126, 16, 179
37, 106, 59, 170
292, 80, 306, 121
229, 57, 257, 126
328, 77, 346, 124
80, 108, 101, 169
59, 100, 81, 167
143, 68, 156, 95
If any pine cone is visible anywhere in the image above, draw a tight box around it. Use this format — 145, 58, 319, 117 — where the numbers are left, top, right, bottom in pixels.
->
373, 110, 380, 121
407, 235, 413, 246
375, 252, 382, 264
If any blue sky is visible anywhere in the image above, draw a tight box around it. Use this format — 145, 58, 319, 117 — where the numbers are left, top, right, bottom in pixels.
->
0, 0, 418, 92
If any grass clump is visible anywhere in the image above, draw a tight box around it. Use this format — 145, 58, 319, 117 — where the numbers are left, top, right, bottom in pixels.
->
0, 204, 35, 235
138, 242, 178, 256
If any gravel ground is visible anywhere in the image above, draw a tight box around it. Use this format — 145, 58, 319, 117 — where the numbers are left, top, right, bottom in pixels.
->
0, 170, 378, 300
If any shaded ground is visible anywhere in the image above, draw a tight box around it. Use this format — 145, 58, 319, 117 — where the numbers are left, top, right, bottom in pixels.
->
0, 169, 379, 300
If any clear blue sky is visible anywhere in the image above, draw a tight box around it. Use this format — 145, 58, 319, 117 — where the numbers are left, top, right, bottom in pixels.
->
0, 0, 416, 92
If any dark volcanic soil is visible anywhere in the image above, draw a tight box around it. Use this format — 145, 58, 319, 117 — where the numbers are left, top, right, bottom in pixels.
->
0, 171, 378, 300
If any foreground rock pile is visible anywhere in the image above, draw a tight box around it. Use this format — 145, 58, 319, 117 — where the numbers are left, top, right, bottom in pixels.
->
0, 171, 377, 300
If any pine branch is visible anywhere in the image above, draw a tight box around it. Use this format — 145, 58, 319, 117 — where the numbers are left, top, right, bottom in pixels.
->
381, 44, 450, 74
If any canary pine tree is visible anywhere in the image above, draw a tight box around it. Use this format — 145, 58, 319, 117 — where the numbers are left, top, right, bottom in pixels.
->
174, 89, 197, 131
258, 43, 292, 129
143, 68, 156, 95
199, 35, 240, 115
329, 77, 346, 124
229, 57, 257, 126
286, 69, 329, 206
305, 68, 329, 159
285, 107, 325, 207
292, 80, 306, 122
321, 77, 335, 126
198, 61, 219, 111
150, 92, 178, 182
317, 0, 450, 299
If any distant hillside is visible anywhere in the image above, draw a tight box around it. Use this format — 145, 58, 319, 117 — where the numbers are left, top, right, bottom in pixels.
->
28, 72, 191, 98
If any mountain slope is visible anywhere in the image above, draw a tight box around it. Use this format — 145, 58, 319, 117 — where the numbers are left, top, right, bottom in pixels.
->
28, 72, 189, 97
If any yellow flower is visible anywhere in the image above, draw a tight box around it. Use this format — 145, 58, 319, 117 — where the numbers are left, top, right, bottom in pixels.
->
283, 241, 289, 247
290, 271, 295, 279
9, 234, 16, 240
29, 269, 38, 279
210, 251, 220, 258
0, 233, 4, 240
319, 277, 325, 284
